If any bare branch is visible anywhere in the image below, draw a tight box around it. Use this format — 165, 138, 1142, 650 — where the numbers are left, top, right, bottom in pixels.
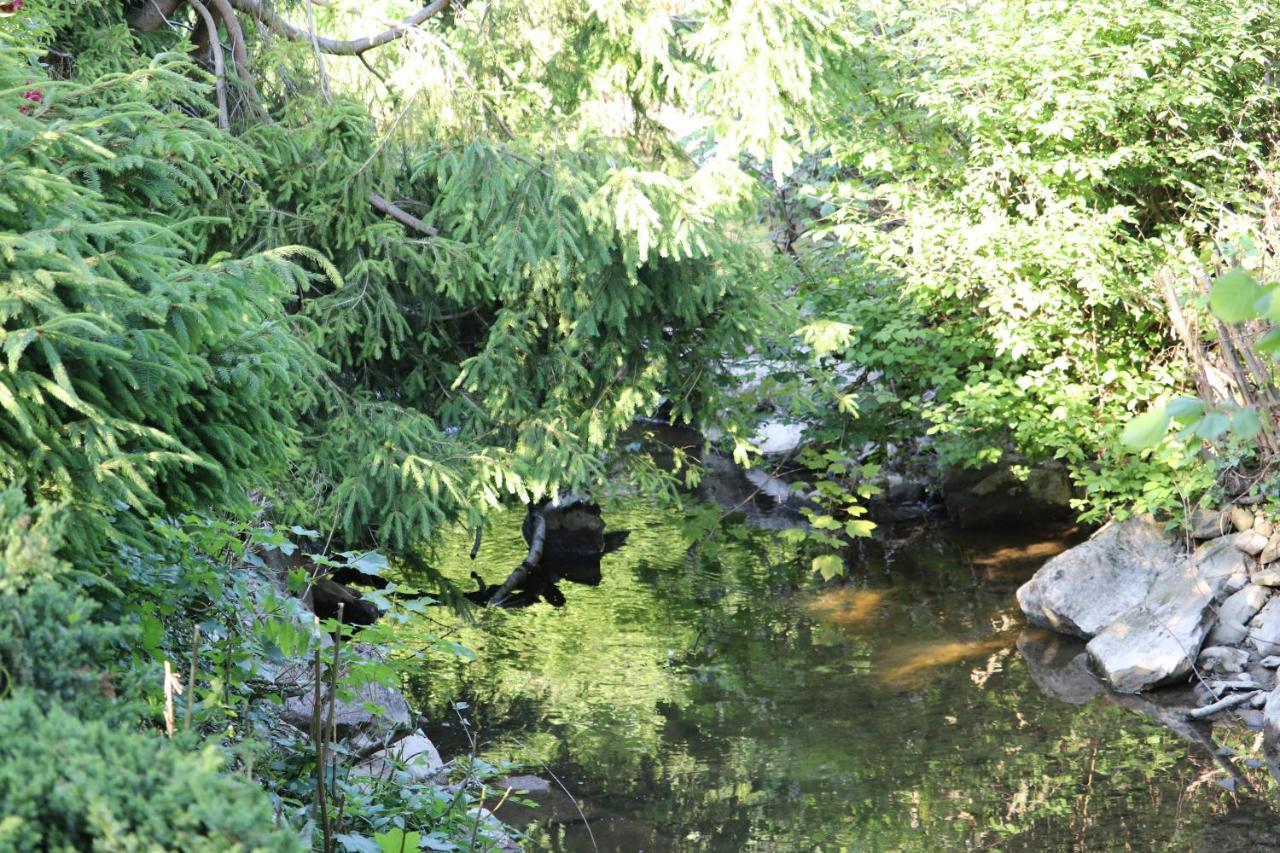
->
208, 0, 272, 122
369, 192, 438, 236
488, 508, 545, 608
188, 0, 229, 129
228, 0, 449, 55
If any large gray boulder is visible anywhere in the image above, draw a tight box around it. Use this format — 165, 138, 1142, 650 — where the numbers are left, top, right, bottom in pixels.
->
1084, 543, 1242, 693
1016, 516, 1181, 639
279, 644, 412, 752
352, 732, 443, 783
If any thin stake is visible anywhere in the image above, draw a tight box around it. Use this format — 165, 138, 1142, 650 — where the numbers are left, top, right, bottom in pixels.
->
184, 624, 202, 732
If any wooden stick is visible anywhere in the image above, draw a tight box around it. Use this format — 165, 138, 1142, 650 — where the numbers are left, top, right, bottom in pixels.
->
184, 624, 202, 731
369, 192, 438, 236
1187, 690, 1261, 719
487, 508, 546, 607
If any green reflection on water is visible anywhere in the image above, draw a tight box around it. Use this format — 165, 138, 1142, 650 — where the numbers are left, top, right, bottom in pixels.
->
404, 502, 1280, 851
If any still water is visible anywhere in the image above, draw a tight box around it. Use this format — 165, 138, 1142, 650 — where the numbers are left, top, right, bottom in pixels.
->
407, 501, 1280, 851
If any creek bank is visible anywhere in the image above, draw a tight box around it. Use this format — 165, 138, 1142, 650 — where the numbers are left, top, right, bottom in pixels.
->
1018, 508, 1280, 775
255, 548, 522, 851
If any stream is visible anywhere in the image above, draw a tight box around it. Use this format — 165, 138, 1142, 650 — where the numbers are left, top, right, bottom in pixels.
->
406, 500, 1280, 851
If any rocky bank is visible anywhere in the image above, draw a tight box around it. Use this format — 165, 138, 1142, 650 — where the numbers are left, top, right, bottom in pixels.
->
1018, 506, 1280, 773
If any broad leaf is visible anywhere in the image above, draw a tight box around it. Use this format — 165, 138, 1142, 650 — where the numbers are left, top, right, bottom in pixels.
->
1210, 267, 1263, 323
1121, 406, 1170, 450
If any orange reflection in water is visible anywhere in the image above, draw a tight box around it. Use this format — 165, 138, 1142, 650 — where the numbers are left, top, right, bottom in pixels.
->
876, 633, 1017, 686
805, 587, 893, 627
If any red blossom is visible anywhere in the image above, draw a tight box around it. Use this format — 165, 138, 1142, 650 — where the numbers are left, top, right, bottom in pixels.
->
19, 88, 40, 115
0, 1, 24, 14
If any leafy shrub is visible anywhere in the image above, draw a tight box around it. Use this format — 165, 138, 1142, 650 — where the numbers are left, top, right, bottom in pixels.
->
0, 691, 304, 851
0, 581, 134, 716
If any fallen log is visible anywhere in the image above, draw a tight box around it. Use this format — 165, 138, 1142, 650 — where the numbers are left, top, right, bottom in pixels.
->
487, 508, 546, 608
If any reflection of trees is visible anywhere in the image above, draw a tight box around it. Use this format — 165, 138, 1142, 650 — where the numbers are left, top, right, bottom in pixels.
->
403, 504, 1280, 850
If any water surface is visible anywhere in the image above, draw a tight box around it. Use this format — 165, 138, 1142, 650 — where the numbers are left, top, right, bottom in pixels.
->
406, 502, 1280, 851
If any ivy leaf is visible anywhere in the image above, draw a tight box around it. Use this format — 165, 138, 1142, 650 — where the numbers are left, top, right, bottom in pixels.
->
1210, 267, 1263, 323
1121, 406, 1171, 450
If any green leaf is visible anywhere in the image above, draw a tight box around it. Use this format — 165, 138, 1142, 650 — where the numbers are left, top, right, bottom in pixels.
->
1193, 411, 1230, 440
1164, 396, 1204, 423
844, 519, 876, 538
1232, 407, 1263, 440
1257, 328, 1280, 354
1210, 267, 1263, 323
812, 553, 845, 580
376, 830, 421, 853
1121, 406, 1171, 450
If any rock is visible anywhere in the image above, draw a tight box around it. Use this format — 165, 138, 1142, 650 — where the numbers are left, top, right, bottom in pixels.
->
883, 472, 926, 505
1226, 529, 1269, 556
942, 458, 1072, 528
1189, 506, 1233, 539
1205, 584, 1272, 646
352, 733, 443, 783
1262, 656, 1280, 668
751, 420, 806, 457
467, 808, 521, 852
1261, 534, 1280, 565
1249, 599, 1280, 657
1241, 709, 1265, 729
1085, 543, 1237, 693
493, 774, 586, 827
1254, 570, 1280, 587
1257, 517, 1275, 539
1016, 630, 1104, 705
1016, 516, 1181, 639
281, 646, 412, 752
1224, 570, 1249, 595
1198, 646, 1251, 675
1232, 506, 1257, 532
1263, 688, 1280, 778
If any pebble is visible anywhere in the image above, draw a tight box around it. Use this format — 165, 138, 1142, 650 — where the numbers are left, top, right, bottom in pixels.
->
1261, 656, 1280, 668
1233, 506, 1257, 532
1252, 570, 1280, 587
